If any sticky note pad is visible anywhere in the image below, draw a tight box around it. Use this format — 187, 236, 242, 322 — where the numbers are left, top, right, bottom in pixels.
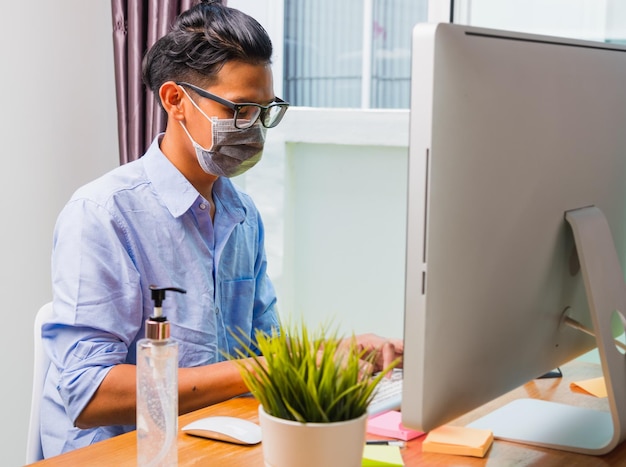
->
570, 376, 608, 398
367, 411, 424, 441
422, 425, 493, 458
362, 445, 404, 466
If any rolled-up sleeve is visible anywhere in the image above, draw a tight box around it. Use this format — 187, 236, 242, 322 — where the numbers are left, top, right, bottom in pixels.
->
45, 197, 142, 422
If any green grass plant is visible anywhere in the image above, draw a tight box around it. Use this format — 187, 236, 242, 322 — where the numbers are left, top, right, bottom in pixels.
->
230, 321, 399, 423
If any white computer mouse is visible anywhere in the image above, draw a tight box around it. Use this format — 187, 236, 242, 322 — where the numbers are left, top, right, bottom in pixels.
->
182, 416, 262, 445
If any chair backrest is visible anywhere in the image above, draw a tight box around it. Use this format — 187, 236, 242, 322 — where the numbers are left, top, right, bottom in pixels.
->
26, 302, 53, 464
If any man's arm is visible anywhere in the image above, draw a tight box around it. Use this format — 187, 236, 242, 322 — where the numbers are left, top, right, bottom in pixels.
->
75, 359, 253, 428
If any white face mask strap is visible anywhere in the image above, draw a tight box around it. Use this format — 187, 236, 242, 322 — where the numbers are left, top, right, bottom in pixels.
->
178, 86, 218, 151
178, 120, 206, 150
180, 86, 215, 124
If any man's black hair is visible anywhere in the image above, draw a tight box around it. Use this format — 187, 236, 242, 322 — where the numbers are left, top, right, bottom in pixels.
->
142, 0, 273, 106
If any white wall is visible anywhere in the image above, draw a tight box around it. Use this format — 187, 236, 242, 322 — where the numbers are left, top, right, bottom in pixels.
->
242, 109, 409, 339
1, 1, 119, 465
231, 2, 410, 340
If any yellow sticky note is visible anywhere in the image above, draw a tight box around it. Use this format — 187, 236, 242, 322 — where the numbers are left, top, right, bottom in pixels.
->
362, 445, 404, 466
422, 425, 493, 458
570, 376, 608, 398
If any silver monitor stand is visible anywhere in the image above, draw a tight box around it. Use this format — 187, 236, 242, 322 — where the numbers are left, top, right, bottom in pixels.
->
469, 206, 626, 455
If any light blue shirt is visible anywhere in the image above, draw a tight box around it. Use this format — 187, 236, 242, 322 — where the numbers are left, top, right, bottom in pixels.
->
40, 136, 279, 457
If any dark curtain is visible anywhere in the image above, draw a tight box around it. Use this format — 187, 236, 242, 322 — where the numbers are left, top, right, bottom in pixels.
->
111, 0, 200, 164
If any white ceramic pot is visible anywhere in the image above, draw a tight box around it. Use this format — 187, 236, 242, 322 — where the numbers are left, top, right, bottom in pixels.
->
258, 405, 368, 467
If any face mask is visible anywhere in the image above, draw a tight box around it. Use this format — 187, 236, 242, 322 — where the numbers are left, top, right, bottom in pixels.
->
179, 88, 267, 177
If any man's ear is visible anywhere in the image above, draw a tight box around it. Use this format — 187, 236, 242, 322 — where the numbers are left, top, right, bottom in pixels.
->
159, 81, 185, 120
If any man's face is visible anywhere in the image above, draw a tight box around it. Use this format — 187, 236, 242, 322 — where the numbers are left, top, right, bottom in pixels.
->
183, 61, 275, 150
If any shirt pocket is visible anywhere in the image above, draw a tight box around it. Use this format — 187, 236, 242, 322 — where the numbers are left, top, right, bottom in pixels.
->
219, 278, 255, 354
220, 278, 255, 321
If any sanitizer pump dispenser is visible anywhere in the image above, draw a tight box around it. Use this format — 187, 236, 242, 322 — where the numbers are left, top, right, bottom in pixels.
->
137, 285, 186, 466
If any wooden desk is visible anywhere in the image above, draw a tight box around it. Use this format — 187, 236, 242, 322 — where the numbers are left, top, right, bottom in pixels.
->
28, 360, 625, 466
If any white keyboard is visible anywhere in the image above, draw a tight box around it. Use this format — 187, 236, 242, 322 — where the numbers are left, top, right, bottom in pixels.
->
367, 368, 403, 416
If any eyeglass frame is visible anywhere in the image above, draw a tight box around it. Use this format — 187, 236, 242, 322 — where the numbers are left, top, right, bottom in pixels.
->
176, 81, 289, 129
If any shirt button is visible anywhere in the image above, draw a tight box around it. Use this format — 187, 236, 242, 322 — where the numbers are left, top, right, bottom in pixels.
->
199, 203, 207, 210
215, 307, 220, 315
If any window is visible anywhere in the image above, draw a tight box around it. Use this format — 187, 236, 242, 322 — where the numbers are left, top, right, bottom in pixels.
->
453, 0, 626, 44
283, 0, 428, 109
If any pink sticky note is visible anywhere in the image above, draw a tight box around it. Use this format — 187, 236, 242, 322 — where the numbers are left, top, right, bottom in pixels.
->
367, 410, 425, 441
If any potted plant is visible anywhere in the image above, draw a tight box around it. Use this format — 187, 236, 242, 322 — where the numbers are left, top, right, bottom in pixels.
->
230, 321, 399, 467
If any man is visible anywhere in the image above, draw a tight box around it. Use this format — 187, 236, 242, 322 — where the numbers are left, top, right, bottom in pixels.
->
41, 0, 402, 457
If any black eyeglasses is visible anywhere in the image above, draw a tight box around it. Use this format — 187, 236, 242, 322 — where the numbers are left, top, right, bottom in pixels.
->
177, 82, 289, 129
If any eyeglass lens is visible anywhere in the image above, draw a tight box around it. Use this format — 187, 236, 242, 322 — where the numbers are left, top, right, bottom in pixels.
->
235, 104, 287, 129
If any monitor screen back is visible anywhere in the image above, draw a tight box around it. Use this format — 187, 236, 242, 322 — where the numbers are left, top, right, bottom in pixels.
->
402, 22, 626, 432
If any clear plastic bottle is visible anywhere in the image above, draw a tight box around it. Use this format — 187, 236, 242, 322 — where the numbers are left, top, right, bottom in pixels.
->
136, 286, 186, 467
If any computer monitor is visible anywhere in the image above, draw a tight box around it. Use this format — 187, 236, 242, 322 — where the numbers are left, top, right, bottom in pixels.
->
401, 22, 626, 455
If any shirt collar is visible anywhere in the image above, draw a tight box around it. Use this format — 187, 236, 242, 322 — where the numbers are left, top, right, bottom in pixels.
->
143, 136, 246, 222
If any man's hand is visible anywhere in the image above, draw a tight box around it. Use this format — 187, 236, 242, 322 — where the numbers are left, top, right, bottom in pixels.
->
344, 334, 403, 375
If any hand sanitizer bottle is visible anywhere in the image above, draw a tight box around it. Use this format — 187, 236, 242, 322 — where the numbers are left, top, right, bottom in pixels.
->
137, 285, 186, 467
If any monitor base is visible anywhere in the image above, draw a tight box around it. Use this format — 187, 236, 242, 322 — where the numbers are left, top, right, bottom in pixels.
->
468, 398, 612, 454
471, 206, 626, 455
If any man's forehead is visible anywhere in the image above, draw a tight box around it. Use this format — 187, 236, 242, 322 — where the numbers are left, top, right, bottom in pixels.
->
210, 63, 275, 103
